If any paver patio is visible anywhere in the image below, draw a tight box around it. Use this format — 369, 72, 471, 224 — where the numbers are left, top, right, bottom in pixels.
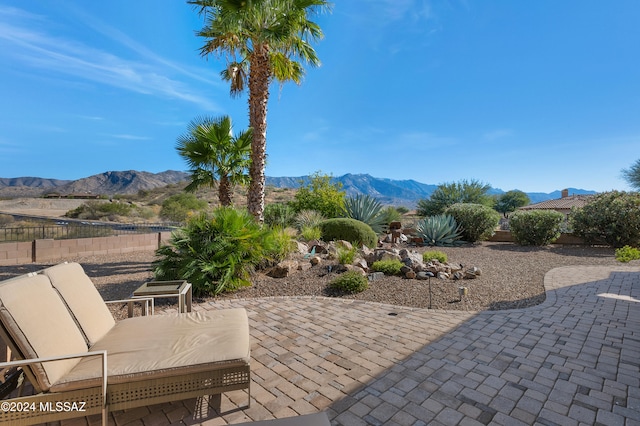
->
55, 265, 639, 425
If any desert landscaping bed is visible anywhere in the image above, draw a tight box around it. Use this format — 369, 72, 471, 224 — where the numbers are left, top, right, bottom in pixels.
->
0, 242, 622, 312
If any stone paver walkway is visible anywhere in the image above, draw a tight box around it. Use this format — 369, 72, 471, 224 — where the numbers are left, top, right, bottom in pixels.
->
60, 266, 639, 425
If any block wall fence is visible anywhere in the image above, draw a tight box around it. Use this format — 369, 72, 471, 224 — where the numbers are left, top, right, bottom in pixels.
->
0, 230, 586, 266
0, 232, 172, 266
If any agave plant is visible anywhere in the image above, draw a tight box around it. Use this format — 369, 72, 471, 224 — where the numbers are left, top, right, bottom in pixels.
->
343, 194, 386, 234
416, 214, 464, 246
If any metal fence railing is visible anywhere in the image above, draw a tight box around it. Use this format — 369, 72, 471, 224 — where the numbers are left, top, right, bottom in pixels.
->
0, 223, 178, 243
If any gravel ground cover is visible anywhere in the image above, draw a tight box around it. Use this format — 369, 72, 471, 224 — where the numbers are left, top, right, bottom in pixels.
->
0, 242, 624, 313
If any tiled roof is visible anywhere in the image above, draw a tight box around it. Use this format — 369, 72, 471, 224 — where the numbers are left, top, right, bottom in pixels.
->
520, 195, 593, 211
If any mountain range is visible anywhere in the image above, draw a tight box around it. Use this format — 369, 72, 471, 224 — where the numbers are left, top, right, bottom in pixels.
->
0, 170, 597, 206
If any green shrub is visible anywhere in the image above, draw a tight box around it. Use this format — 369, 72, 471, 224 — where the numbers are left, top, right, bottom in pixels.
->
509, 210, 564, 246
337, 245, 358, 265
415, 214, 463, 246
371, 259, 404, 275
264, 203, 296, 228
570, 191, 640, 248
615, 245, 640, 263
267, 226, 296, 264
422, 250, 448, 263
378, 206, 403, 230
445, 203, 500, 242
294, 209, 326, 231
153, 208, 281, 296
320, 218, 378, 248
288, 171, 345, 218
343, 194, 385, 233
299, 225, 322, 241
159, 193, 208, 222
329, 270, 368, 294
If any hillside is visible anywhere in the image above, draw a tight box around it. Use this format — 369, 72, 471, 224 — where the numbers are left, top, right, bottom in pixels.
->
0, 170, 597, 207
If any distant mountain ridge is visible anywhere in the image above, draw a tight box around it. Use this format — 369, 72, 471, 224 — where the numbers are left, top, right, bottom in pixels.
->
0, 170, 597, 206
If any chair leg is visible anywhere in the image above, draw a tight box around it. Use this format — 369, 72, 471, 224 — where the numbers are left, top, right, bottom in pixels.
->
209, 393, 222, 411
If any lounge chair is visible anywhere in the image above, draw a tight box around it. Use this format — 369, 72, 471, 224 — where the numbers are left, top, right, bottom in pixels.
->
0, 262, 251, 425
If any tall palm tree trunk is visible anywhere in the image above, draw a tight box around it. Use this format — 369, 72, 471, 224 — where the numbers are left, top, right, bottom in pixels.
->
247, 48, 271, 223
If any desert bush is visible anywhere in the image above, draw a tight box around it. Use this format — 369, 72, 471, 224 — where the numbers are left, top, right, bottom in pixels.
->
417, 179, 493, 216
570, 191, 640, 248
337, 245, 358, 265
329, 270, 368, 294
422, 250, 448, 263
153, 208, 282, 296
371, 259, 404, 276
415, 214, 463, 246
65, 200, 133, 221
299, 226, 322, 241
509, 210, 564, 246
288, 171, 345, 218
445, 203, 500, 242
159, 193, 208, 222
0, 214, 14, 227
615, 245, 640, 263
320, 218, 378, 248
264, 203, 296, 228
342, 194, 385, 233
294, 209, 325, 231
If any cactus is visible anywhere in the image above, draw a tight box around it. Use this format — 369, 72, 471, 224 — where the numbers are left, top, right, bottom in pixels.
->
416, 214, 463, 246
343, 194, 385, 233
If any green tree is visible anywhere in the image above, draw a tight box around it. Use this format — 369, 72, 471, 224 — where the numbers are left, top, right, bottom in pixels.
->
621, 159, 640, 190
494, 190, 530, 218
417, 179, 492, 217
289, 172, 345, 218
190, 0, 330, 222
176, 115, 251, 206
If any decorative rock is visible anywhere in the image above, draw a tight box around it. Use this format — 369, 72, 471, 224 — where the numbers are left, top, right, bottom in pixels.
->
405, 270, 416, 279
380, 250, 402, 262
294, 241, 309, 255
400, 265, 413, 275
297, 262, 312, 272
353, 258, 368, 272
310, 256, 322, 266
464, 266, 482, 279
267, 260, 299, 278
452, 271, 464, 280
368, 272, 385, 281
436, 271, 450, 280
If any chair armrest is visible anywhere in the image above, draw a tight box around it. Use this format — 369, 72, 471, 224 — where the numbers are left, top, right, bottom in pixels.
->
105, 298, 155, 317
0, 351, 108, 426
0, 350, 108, 402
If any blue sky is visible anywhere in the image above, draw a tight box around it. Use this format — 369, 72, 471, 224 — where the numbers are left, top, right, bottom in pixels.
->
1, 1, 638, 193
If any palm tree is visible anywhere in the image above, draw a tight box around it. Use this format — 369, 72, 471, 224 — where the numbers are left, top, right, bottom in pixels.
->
189, 0, 330, 222
176, 115, 252, 206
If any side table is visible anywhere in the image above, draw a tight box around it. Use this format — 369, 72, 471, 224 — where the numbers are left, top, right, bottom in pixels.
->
132, 280, 192, 314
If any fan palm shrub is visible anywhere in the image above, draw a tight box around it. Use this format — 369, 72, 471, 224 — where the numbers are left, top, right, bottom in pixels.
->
153, 207, 283, 296
416, 214, 463, 246
343, 194, 385, 234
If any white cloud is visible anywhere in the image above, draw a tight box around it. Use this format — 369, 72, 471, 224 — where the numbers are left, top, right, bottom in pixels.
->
0, 6, 221, 111
108, 134, 152, 141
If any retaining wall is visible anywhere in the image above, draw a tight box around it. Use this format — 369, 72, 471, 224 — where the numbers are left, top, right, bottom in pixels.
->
0, 232, 172, 266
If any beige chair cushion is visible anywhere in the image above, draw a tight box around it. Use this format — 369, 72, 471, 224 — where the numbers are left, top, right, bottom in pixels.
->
41, 262, 115, 346
0, 274, 88, 391
51, 308, 250, 391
